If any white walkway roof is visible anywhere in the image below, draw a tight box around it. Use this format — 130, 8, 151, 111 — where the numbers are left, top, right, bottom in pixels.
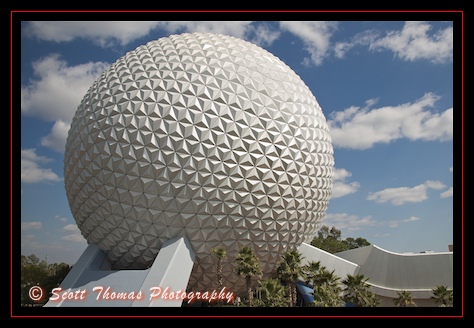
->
298, 243, 453, 300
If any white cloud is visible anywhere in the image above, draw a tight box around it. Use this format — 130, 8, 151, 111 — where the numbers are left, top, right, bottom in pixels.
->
61, 234, 86, 243
334, 29, 379, 59
332, 181, 361, 199
279, 21, 338, 66
54, 215, 68, 223
21, 222, 42, 230
21, 54, 109, 153
331, 168, 360, 199
251, 23, 281, 47
332, 167, 352, 181
440, 187, 453, 198
63, 224, 80, 232
424, 180, 446, 190
24, 21, 257, 48
322, 213, 377, 232
40, 120, 70, 153
367, 180, 447, 205
25, 21, 162, 47
21, 54, 109, 123
155, 21, 281, 48
333, 22, 452, 64
328, 93, 453, 149
404, 216, 421, 223
369, 21, 453, 64
21, 148, 62, 183
323, 212, 422, 241
388, 216, 421, 228
155, 21, 254, 40
62, 224, 84, 242
442, 166, 453, 198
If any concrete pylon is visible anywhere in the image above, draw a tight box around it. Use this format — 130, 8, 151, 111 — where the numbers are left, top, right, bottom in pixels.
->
44, 236, 195, 307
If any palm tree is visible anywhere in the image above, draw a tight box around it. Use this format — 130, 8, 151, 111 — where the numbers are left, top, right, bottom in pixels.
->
276, 248, 305, 307
431, 285, 453, 307
304, 261, 343, 307
303, 260, 322, 286
313, 270, 344, 307
254, 278, 288, 307
342, 273, 380, 307
311, 284, 344, 307
393, 290, 417, 307
211, 246, 227, 306
234, 246, 262, 307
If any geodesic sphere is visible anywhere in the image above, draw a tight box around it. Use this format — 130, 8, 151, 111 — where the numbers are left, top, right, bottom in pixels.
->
64, 32, 334, 295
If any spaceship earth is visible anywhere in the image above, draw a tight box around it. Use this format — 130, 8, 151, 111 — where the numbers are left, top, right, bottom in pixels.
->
64, 32, 334, 295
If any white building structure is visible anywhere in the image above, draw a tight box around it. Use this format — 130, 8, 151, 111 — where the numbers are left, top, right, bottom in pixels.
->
298, 243, 453, 307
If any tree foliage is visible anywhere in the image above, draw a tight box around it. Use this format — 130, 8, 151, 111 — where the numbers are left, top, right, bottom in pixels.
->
276, 248, 305, 307
253, 278, 288, 307
431, 285, 453, 307
20, 254, 72, 306
304, 261, 344, 307
342, 273, 381, 307
310, 225, 370, 254
393, 290, 417, 307
211, 246, 227, 307
234, 246, 262, 307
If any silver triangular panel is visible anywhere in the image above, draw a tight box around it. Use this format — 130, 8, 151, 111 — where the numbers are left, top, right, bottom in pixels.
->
64, 32, 334, 296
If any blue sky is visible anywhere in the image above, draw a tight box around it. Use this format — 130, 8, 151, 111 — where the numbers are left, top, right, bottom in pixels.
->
16, 16, 461, 266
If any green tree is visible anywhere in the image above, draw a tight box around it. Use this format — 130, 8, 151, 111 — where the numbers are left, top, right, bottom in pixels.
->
211, 246, 227, 306
303, 261, 344, 307
276, 248, 305, 307
20, 254, 72, 306
21, 254, 48, 305
310, 225, 370, 254
343, 237, 371, 250
311, 284, 345, 307
393, 290, 417, 307
234, 246, 262, 307
254, 278, 288, 307
342, 273, 380, 307
431, 285, 453, 307
302, 260, 322, 286
310, 226, 343, 253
